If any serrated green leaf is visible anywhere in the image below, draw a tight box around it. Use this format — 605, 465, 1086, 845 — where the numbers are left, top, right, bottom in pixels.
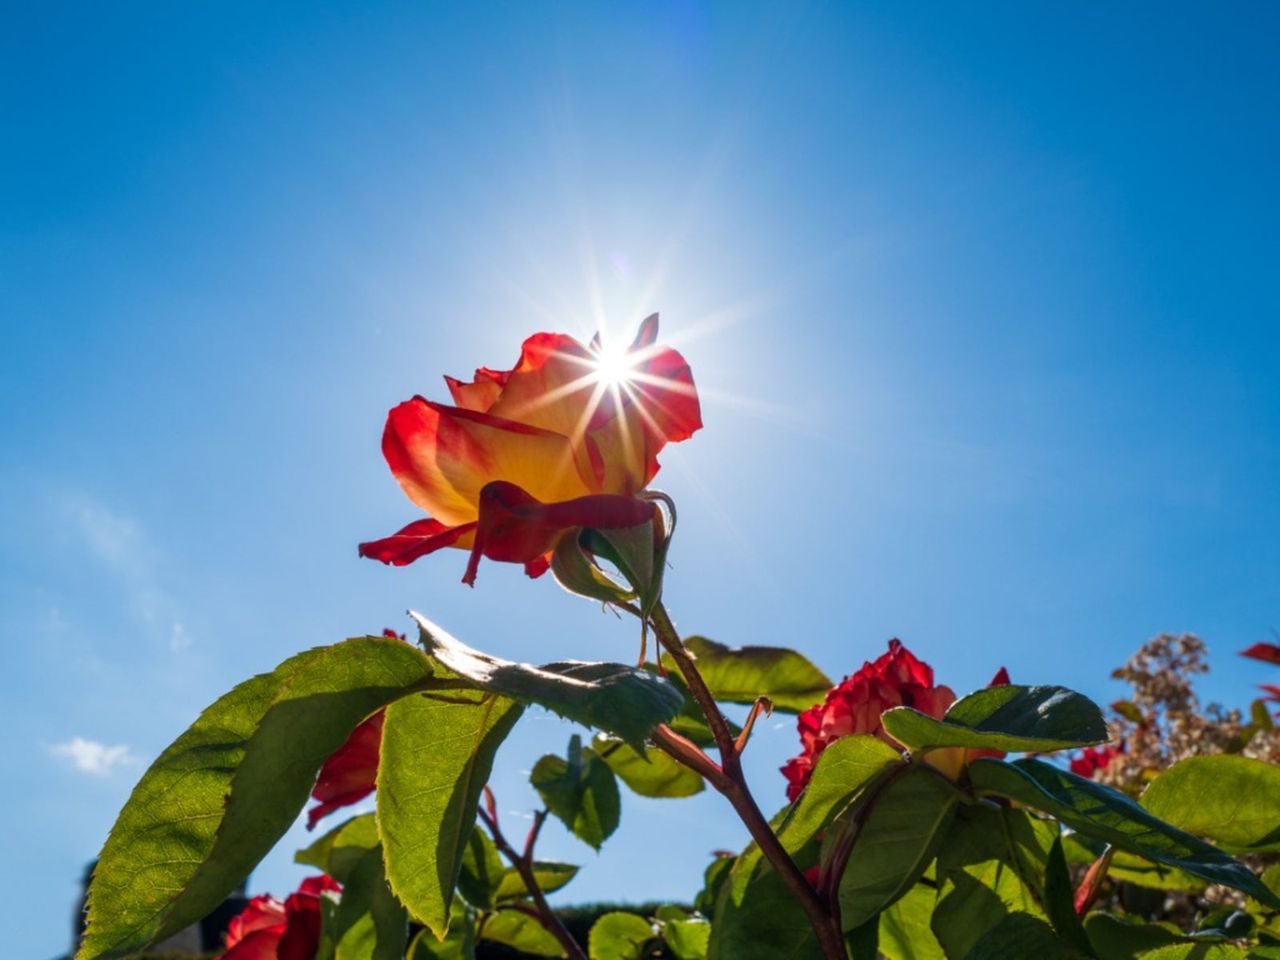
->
298, 814, 381, 882
413, 612, 682, 749
481, 909, 566, 957
930, 804, 1053, 959
964, 913, 1092, 959
531, 735, 621, 850
694, 857, 733, 918
883, 685, 1108, 755
661, 636, 833, 713
495, 861, 580, 900
456, 826, 504, 910
593, 734, 705, 798
378, 686, 523, 937
662, 914, 711, 960
407, 919, 476, 960
1141, 755, 1280, 852
79, 636, 435, 960
971, 758, 1280, 907
838, 766, 960, 932
1045, 837, 1093, 955
880, 877, 945, 960
589, 911, 655, 960
323, 844, 409, 960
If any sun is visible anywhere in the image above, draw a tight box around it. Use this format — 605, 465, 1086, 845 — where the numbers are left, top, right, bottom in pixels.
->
588, 336, 641, 388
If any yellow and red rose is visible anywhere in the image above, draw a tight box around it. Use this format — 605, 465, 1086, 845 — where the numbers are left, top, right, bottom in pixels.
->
359, 314, 700, 584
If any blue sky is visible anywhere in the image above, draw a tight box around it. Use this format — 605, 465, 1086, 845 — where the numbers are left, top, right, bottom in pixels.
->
4, 3, 1279, 955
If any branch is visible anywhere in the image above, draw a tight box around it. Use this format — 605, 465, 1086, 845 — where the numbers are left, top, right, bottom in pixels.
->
477, 800, 586, 960
648, 602, 846, 960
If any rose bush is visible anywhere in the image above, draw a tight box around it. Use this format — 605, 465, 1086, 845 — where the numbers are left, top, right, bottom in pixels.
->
76, 318, 1280, 960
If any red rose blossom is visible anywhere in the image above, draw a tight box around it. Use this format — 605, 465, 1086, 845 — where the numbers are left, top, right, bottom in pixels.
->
782, 641, 1006, 801
221, 875, 341, 960
1069, 744, 1122, 779
359, 315, 701, 584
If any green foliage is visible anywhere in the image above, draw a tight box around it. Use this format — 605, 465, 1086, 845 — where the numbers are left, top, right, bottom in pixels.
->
879, 878, 946, 960
457, 826, 506, 911
412, 612, 683, 750
481, 909, 567, 957
656, 907, 710, 960
494, 862, 581, 901
661, 636, 833, 713
969, 758, 1280, 906
531, 735, 622, 850
322, 844, 410, 960
588, 911, 655, 959
836, 766, 960, 932
593, 733, 705, 798
882, 685, 1109, 755
378, 684, 524, 938
1141, 755, 1280, 852
298, 813, 382, 880
407, 919, 476, 960
78, 635, 436, 960
963, 913, 1092, 959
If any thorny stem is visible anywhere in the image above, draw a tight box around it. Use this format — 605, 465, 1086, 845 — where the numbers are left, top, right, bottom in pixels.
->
477, 800, 587, 960
648, 602, 847, 960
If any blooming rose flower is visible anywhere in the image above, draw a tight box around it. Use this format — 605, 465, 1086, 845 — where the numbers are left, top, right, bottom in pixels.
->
781, 641, 1007, 801
1069, 744, 1122, 779
221, 875, 341, 960
306, 630, 400, 830
359, 315, 701, 584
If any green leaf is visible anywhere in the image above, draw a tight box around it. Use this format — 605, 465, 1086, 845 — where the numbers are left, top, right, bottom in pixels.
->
1045, 837, 1093, 955
661, 913, 711, 960
551, 533, 637, 606
589, 911, 655, 960
929, 804, 1052, 959
882, 685, 1109, 755
407, 919, 476, 960
323, 844, 410, 960
694, 857, 734, 917
837, 765, 961, 932
880, 878, 945, 960
964, 913, 1092, 959
1064, 835, 1206, 893
707, 852, 823, 960
456, 826, 505, 910
413, 612, 683, 749
1083, 914, 1183, 960
1136, 946, 1248, 959
298, 814, 382, 882
1141, 756, 1280, 852
970, 758, 1280, 907
531, 735, 621, 850
79, 635, 436, 960
494, 862, 580, 901
378, 684, 524, 937
593, 734, 705, 798
661, 636, 833, 713
482, 909, 567, 957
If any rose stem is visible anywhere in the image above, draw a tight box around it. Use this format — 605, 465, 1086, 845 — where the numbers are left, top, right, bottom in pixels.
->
648, 602, 847, 960
477, 794, 587, 960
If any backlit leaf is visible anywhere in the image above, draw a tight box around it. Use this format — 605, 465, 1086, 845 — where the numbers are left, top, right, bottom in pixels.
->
662, 636, 832, 713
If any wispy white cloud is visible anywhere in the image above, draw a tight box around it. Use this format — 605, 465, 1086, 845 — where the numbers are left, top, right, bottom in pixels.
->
62, 497, 194, 652
49, 737, 140, 776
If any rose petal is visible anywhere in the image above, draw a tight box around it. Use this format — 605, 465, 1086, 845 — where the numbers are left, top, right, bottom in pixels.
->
463, 480, 657, 585
358, 517, 476, 567
225, 894, 287, 946
382, 398, 593, 526
306, 712, 385, 830
445, 366, 510, 412
221, 927, 284, 960
1241, 643, 1280, 666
